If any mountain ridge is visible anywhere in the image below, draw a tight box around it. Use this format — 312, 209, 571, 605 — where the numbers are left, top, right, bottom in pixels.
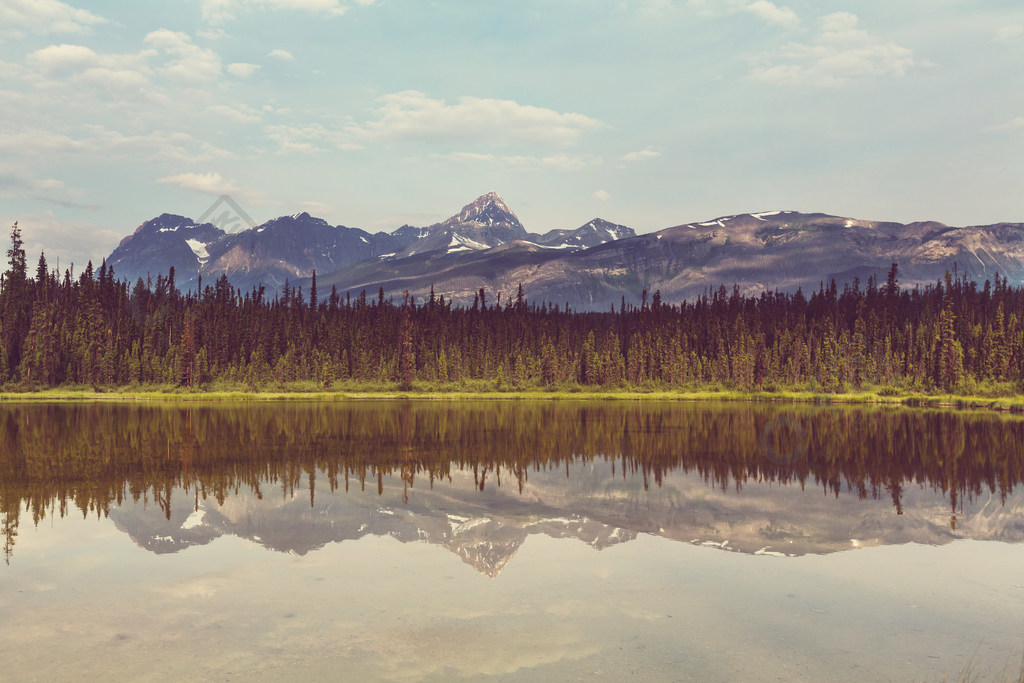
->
108, 469, 1024, 577
105, 193, 1024, 310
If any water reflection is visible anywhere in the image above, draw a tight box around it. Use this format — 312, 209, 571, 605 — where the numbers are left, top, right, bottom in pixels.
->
2, 400, 1024, 568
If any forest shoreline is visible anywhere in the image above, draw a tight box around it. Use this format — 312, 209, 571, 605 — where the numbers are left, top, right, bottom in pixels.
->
3, 385, 1024, 413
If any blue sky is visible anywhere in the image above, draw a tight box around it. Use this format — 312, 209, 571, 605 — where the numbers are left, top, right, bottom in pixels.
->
1, 0, 1021, 270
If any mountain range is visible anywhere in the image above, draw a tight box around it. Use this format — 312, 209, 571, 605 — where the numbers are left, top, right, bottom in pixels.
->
109, 466, 1024, 577
106, 192, 1024, 310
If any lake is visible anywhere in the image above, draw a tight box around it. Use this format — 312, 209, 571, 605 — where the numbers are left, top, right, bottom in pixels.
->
1, 400, 1023, 680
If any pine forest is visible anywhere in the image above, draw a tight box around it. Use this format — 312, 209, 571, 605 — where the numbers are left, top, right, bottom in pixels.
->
2, 222, 1023, 396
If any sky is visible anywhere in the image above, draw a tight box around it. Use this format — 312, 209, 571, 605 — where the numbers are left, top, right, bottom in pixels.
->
0, 0, 1022, 271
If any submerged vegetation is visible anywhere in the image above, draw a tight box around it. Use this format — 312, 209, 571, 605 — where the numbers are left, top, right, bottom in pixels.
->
2, 222, 1024, 398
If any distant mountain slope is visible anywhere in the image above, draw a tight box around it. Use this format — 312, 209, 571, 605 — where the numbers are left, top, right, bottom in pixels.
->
320, 210, 1024, 309
105, 192, 635, 295
108, 211, 419, 292
106, 214, 226, 288
537, 218, 636, 250
202, 212, 411, 292
106, 197, 1024, 309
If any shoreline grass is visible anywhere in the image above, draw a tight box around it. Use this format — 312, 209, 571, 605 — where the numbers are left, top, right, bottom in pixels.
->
3, 383, 1024, 413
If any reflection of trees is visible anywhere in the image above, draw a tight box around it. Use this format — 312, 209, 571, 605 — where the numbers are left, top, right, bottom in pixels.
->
1, 401, 1023, 561
2, 509, 15, 565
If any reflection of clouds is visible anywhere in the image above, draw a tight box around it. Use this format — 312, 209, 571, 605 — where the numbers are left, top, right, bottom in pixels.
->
28, 581, 58, 592
366, 621, 599, 680
4, 517, 1024, 680
151, 575, 227, 599
7, 510, 120, 558
540, 597, 605, 618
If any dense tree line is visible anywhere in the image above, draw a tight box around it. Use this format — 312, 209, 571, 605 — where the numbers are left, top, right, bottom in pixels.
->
1, 222, 1023, 393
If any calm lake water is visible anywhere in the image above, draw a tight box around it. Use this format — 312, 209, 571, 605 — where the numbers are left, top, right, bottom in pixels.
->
2, 400, 1023, 680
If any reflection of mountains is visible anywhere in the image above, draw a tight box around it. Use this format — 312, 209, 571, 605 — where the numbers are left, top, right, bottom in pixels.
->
109, 469, 640, 577
109, 464, 1024, 576
5, 400, 1024, 567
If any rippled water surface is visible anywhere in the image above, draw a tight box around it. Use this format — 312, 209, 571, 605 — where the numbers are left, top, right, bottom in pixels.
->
2, 400, 1023, 680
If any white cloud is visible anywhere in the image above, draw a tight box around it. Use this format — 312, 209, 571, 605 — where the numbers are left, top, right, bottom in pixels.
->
27, 43, 99, 75
429, 151, 600, 170
621, 146, 662, 162
0, 125, 232, 164
87, 127, 234, 162
0, 167, 97, 211
5, 37, 245, 168
0, 166, 64, 196
76, 67, 151, 96
0, 128, 90, 156
818, 11, 863, 41
989, 116, 1024, 132
432, 152, 495, 163
669, 0, 797, 27
156, 171, 275, 208
20, 35, 231, 102
199, 0, 239, 23
197, 27, 230, 40
0, 0, 107, 38
20, 39, 223, 101
750, 12, 915, 87
994, 25, 1022, 43
17, 33, 232, 103
267, 48, 295, 61
227, 62, 260, 78
265, 123, 363, 153
257, 0, 347, 14
158, 171, 239, 195
209, 104, 262, 123
745, 1, 798, 29
23, 43, 154, 98
635, 0, 674, 16
145, 29, 222, 84
295, 200, 335, 215
201, 0, 360, 24
6, 211, 117, 268
537, 153, 597, 170
358, 91, 604, 147
592, 189, 610, 201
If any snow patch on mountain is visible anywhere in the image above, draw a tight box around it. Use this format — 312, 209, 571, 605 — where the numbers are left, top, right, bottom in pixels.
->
182, 509, 206, 530
185, 239, 210, 263
447, 234, 489, 252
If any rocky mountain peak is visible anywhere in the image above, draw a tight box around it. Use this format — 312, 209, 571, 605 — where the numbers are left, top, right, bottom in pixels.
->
258, 212, 332, 230
536, 217, 636, 251
582, 218, 635, 240
442, 191, 525, 234
131, 213, 195, 236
